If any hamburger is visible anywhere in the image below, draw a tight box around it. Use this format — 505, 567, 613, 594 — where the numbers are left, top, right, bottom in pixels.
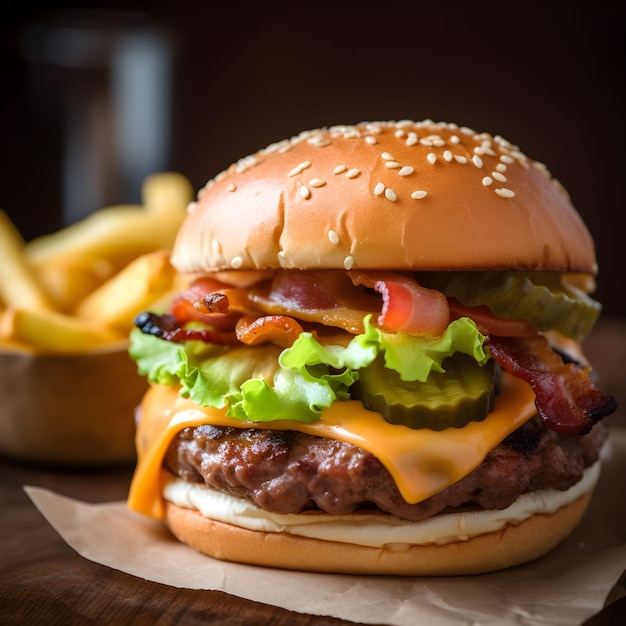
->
127, 119, 616, 575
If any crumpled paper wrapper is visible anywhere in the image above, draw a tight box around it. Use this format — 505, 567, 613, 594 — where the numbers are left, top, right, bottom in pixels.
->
26, 429, 626, 626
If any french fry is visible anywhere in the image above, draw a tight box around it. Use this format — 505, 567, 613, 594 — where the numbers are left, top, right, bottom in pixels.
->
75, 249, 177, 329
25, 173, 192, 273
0, 209, 54, 311
2, 173, 193, 354
25, 203, 184, 268
0, 308, 124, 353
33, 256, 121, 313
142, 172, 195, 215
0, 336, 37, 354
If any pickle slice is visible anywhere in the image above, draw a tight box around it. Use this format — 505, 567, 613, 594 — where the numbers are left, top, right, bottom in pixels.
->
353, 354, 497, 431
418, 271, 601, 340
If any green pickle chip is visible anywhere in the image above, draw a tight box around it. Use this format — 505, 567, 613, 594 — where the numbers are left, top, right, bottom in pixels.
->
418, 271, 601, 340
353, 353, 497, 431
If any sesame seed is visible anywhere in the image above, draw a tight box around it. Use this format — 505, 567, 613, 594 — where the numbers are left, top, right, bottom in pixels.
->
227, 183, 237, 192
344, 255, 355, 270
443, 150, 453, 162
385, 188, 397, 201
411, 190, 428, 199
406, 136, 419, 146
433, 139, 446, 147
449, 135, 460, 144
427, 152, 437, 164
500, 154, 515, 164
496, 163, 507, 172
482, 176, 493, 186
328, 230, 339, 244
492, 171, 507, 182
211, 238, 222, 253
186, 201, 198, 213
495, 134, 511, 147
231, 256, 243, 269
495, 188, 516, 198
333, 165, 347, 174
374, 182, 385, 195
299, 185, 311, 199
453, 154, 468, 164
345, 168, 361, 179
306, 134, 331, 147
384, 161, 401, 169
398, 166, 414, 176
420, 139, 433, 147
381, 152, 395, 160
309, 178, 326, 187
395, 129, 405, 138
365, 136, 378, 144
472, 155, 484, 168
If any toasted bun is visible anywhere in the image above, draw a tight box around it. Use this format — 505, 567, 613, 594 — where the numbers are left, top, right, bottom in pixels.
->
164, 490, 592, 576
171, 120, 596, 275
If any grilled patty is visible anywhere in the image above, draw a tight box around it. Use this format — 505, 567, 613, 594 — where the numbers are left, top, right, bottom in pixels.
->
163, 417, 607, 522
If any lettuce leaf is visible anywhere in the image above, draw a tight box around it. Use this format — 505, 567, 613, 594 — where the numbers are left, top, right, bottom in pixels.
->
129, 315, 487, 423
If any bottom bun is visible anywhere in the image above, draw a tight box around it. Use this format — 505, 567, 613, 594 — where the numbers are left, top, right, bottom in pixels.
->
164, 489, 593, 576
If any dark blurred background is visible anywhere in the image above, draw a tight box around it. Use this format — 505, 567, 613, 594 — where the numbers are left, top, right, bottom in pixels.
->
1, 0, 624, 316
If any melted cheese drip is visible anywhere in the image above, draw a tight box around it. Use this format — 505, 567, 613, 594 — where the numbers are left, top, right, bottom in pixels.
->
128, 373, 536, 519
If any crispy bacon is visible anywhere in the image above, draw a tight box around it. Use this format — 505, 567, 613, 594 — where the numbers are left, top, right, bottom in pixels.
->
169, 277, 238, 330
349, 271, 449, 336
487, 334, 616, 435
134, 311, 239, 344
249, 271, 380, 334
235, 315, 304, 347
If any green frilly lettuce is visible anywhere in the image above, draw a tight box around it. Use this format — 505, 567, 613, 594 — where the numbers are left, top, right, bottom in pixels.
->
129, 315, 488, 424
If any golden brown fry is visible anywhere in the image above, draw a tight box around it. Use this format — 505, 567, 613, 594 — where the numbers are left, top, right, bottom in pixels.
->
25, 204, 177, 266
0, 210, 55, 311
0, 308, 124, 353
0, 336, 37, 354
74, 249, 177, 330
142, 172, 195, 215
3, 173, 194, 353
33, 257, 119, 313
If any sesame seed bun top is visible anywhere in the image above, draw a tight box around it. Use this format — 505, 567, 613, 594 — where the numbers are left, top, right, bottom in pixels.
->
171, 120, 597, 275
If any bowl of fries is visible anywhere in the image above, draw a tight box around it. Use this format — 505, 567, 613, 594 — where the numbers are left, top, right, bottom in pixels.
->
0, 173, 192, 466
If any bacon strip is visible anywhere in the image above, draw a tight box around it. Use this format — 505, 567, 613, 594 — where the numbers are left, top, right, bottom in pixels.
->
134, 312, 238, 344
487, 334, 616, 435
249, 271, 380, 334
235, 315, 304, 347
349, 271, 449, 336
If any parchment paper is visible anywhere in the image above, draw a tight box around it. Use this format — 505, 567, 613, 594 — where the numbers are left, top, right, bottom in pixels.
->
25, 429, 626, 626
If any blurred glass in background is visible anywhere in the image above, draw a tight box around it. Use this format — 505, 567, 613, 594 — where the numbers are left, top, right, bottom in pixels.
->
18, 9, 172, 225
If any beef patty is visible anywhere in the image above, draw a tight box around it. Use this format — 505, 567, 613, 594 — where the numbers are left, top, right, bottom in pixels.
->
163, 417, 608, 522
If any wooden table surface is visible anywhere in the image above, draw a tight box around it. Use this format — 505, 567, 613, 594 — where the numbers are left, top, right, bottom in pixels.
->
2, 317, 625, 626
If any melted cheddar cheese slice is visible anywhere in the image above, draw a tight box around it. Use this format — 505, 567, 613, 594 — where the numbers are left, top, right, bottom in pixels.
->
128, 372, 537, 519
